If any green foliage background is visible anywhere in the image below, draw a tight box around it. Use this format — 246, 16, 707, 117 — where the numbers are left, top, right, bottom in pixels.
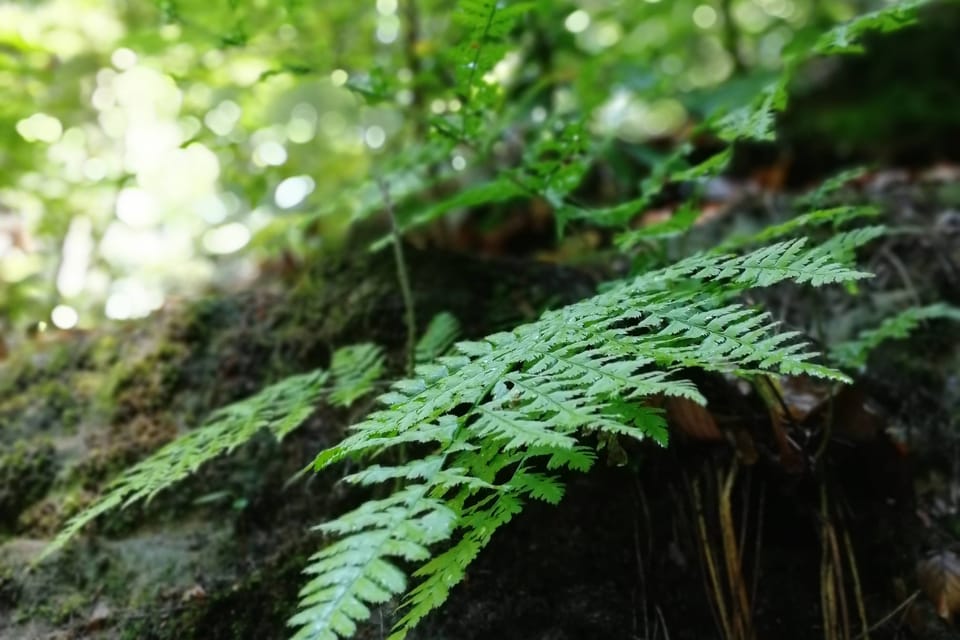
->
0, 0, 924, 332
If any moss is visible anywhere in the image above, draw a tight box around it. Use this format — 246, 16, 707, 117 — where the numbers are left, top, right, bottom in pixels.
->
0, 564, 19, 608
0, 439, 58, 530
16, 485, 96, 537
120, 547, 309, 640
107, 341, 190, 424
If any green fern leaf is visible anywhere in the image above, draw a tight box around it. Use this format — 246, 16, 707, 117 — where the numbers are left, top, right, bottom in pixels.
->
389, 490, 524, 640
41, 369, 328, 561
330, 344, 385, 408
416, 312, 461, 364
717, 206, 881, 253
814, 0, 929, 55
832, 303, 960, 369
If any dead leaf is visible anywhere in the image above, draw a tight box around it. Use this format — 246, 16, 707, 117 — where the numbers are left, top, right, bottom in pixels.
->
917, 550, 960, 622
85, 601, 112, 631
181, 583, 207, 603
665, 396, 723, 442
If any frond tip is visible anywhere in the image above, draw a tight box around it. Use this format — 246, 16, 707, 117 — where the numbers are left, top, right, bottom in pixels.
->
289, 485, 457, 640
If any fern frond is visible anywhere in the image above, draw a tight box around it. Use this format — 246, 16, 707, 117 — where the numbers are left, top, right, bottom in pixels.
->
416, 312, 461, 364
659, 236, 873, 287
832, 303, 960, 369
715, 77, 788, 142
717, 206, 881, 253
796, 167, 870, 207
454, 0, 530, 100
41, 370, 328, 561
814, 0, 929, 55
389, 490, 524, 640
330, 344, 385, 408
294, 239, 866, 640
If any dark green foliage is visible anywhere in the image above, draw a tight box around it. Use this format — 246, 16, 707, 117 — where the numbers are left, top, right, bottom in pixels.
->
832, 303, 960, 369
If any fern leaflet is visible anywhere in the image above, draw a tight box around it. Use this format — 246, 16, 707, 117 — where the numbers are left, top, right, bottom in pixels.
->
330, 344, 386, 408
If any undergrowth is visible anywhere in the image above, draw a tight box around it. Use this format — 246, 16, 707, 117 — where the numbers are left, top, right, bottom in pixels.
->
39, 1, 960, 639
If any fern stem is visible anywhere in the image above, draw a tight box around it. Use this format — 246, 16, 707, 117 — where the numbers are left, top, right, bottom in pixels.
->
379, 177, 418, 375
461, 0, 498, 126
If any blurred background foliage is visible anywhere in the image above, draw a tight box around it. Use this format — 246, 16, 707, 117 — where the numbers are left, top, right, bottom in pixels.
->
0, 0, 925, 336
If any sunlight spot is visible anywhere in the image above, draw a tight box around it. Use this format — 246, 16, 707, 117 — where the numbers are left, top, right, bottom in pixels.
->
376, 0, 398, 15
319, 111, 347, 137
204, 100, 242, 136
105, 279, 164, 319
83, 158, 108, 181
203, 222, 251, 255
660, 55, 683, 75
376, 16, 400, 44
116, 188, 159, 227
275, 175, 316, 209
111, 47, 138, 70
331, 69, 349, 86
580, 21, 621, 52
254, 141, 288, 167
286, 117, 316, 143
57, 217, 92, 297
451, 155, 467, 171
16, 113, 63, 144
564, 10, 591, 34
277, 24, 298, 41
364, 125, 386, 149
91, 87, 115, 110
693, 5, 718, 29
51, 305, 79, 329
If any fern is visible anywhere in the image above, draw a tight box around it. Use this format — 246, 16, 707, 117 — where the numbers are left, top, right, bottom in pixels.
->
715, 77, 789, 142
454, 0, 530, 104
813, 0, 930, 55
832, 303, 960, 369
290, 238, 865, 640
415, 312, 461, 364
330, 344, 386, 408
41, 369, 328, 561
43, 342, 389, 562
717, 206, 881, 253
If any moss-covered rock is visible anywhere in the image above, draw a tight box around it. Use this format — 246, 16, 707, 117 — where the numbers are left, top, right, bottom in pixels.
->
0, 439, 57, 530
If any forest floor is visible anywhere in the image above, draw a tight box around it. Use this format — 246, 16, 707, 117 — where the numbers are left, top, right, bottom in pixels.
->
1, 167, 960, 640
